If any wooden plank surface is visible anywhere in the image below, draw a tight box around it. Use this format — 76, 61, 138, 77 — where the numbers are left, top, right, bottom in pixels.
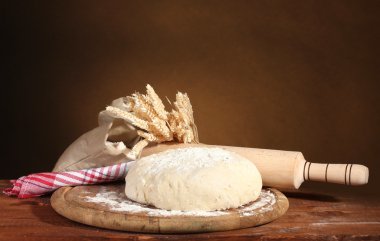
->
1, 180, 379, 240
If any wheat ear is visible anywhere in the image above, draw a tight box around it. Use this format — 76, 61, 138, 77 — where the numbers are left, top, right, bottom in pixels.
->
146, 84, 168, 120
105, 106, 149, 131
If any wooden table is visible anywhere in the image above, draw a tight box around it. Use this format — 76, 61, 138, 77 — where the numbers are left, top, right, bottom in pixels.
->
1, 180, 379, 240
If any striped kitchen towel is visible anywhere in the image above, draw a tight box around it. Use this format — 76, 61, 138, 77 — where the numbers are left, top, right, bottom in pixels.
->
3, 162, 135, 198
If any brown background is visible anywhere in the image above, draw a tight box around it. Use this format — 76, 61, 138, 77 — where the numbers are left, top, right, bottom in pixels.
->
3, 1, 380, 194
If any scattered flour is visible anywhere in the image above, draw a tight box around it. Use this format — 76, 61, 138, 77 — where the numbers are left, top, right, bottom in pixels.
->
85, 190, 227, 216
134, 147, 240, 174
84, 188, 276, 217
239, 189, 276, 216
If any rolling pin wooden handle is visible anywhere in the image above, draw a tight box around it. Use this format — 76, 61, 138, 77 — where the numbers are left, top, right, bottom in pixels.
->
303, 162, 369, 185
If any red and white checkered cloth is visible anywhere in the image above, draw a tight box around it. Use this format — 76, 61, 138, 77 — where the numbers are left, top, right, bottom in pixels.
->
3, 162, 135, 198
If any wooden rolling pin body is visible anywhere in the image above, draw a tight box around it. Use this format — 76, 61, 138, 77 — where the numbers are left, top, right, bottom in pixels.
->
141, 143, 369, 189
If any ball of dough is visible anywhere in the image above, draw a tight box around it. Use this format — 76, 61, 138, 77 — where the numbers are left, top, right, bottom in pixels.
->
125, 147, 262, 211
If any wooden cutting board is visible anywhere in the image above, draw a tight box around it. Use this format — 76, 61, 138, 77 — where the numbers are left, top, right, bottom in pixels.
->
50, 183, 288, 233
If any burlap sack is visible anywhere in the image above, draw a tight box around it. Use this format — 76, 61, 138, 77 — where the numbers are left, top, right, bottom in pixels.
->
52, 97, 141, 172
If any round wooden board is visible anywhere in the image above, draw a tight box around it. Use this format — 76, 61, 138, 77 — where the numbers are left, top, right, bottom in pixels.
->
50, 183, 288, 233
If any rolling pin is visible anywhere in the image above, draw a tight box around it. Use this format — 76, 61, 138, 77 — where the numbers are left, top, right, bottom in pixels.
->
141, 143, 369, 189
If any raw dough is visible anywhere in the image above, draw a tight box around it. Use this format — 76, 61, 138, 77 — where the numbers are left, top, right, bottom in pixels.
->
125, 147, 262, 211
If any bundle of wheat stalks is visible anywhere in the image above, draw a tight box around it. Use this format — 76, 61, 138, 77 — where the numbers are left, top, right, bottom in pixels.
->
105, 84, 199, 160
